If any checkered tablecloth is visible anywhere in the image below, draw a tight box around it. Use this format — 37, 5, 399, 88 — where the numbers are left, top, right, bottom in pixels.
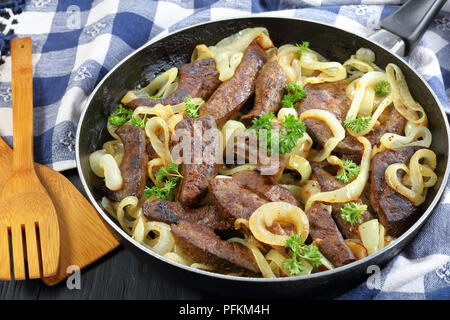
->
0, 0, 449, 299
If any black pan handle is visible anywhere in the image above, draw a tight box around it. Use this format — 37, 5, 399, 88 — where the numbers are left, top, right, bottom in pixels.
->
381, 0, 446, 55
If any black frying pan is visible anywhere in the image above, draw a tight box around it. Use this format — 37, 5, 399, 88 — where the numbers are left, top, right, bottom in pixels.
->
75, 0, 450, 298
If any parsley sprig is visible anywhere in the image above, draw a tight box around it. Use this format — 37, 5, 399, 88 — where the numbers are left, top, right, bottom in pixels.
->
144, 162, 183, 200
108, 104, 132, 126
184, 95, 203, 118
375, 80, 391, 97
249, 113, 276, 154
130, 114, 147, 129
296, 41, 309, 58
279, 114, 306, 154
282, 234, 322, 276
343, 115, 372, 133
144, 178, 178, 200
155, 162, 183, 182
249, 113, 305, 155
281, 83, 307, 108
341, 202, 367, 225
335, 159, 361, 184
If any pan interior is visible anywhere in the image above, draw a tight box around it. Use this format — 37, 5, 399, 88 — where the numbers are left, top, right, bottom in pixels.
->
76, 17, 450, 282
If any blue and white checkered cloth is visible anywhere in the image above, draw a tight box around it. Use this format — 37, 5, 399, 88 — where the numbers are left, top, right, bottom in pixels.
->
0, 0, 449, 299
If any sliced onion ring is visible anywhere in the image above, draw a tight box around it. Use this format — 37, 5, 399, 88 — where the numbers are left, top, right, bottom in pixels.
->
299, 109, 345, 162
305, 136, 371, 211
249, 202, 309, 246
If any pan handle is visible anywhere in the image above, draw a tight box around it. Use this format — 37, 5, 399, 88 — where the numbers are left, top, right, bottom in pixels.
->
375, 0, 446, 56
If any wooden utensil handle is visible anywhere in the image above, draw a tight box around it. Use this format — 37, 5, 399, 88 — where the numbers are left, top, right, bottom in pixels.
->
11, 37, 34, 172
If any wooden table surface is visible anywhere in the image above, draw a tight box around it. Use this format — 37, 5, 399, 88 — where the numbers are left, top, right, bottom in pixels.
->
0, 169, 218, 300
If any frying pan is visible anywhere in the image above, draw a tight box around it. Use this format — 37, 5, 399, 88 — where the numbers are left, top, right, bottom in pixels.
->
76, 0, 450, 298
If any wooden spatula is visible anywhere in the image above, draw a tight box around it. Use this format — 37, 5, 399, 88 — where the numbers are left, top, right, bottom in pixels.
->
0, 38, 120, 285
0, 37, 60, 280
0, 138, 120, 285
0, 136, 120, 284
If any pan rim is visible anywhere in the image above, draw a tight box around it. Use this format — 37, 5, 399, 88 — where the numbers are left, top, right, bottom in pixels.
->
75, 16, 450, 284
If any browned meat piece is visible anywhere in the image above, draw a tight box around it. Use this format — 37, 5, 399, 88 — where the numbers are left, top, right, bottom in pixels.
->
240, 51, 289, 123
311, 164, 373, 239
231, 170, 298, 206
200, 41, 267, 124
126, 58, 221, 109
299, 81, 350, 121
142, 199, 231, 231
173, 115, 220, 207
370, 146, 423, 237
365, 105, 406, 146
209, 177, 267, 225
104, 124, 148, 202
257, 154, 286, 183
171, 220, 260, 276
306, 203, 356, 267
297, 80, 364, 162
211, 172, 298, 235
231, 127, 286, 183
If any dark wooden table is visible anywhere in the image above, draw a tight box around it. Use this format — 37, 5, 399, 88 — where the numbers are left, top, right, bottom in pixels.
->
0, 169, 217, 300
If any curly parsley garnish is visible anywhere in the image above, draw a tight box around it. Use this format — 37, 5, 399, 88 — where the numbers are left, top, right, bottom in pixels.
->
343, 115, 372, 133
375, 80, 391, 97
296, 41, 309, 58
144, 162, 183, 200
108, 104, 132, 126
144, 178, 178, 200
155, 162, 183, 182
249, 113, 276, 154
281, 83, 307, 108
130, 114, 147, 129
249, 113, 305, 155
335, 159, 360, 184
341, 202, 367, 225
279, 114, 306, 154
283, 234, 322, 276
184, 95, 203, 118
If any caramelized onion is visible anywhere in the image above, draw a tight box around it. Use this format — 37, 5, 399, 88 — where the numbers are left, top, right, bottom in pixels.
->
249, 202, 309, 246
299, 109, 345, 162
305, 136, 371, 211
121, 67, 179, 105
99, 153, 123, 191
385, 149, 437, 206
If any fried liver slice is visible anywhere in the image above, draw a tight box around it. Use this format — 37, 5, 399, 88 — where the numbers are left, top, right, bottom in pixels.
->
231, 170, 298, 206
297, 80, 364, 162
142, 199, 231, 231
209, 177, 268, 225
171, 220, 260, 276
173, 115, 220, 207
240, 51, 289, 123
200, 41, 267, 124
126, 58, 221, 109
365, 105, 406, 146
104, 124, 148, 202
306, 203, 356, 267
311, 164, 374, 239
370, 146, 423, 237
